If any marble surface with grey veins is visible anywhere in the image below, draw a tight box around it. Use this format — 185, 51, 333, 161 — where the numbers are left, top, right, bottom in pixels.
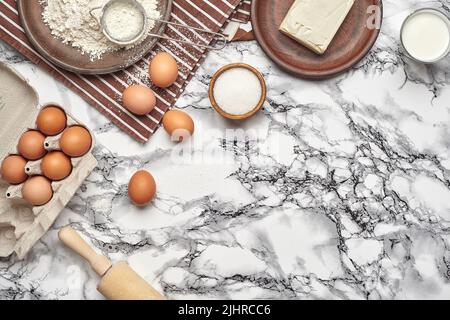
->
1, 0, 450, 300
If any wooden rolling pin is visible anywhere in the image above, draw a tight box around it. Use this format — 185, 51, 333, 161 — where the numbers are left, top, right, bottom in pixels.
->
59, 226, 165, 300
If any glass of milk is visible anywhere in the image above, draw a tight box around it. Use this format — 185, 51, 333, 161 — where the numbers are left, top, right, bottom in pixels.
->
400, 8, 450, 63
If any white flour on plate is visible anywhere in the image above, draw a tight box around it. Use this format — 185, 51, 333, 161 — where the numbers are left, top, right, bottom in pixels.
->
40, 0, 161, 61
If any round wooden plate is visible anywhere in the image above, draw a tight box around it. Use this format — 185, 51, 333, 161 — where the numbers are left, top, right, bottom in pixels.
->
17, 0, 172, 75
251, 0, 383, 79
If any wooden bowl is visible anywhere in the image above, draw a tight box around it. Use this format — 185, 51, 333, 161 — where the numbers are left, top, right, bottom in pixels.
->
209, 63, 267, 120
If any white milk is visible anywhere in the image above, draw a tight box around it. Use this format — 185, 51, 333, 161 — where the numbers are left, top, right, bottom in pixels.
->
401, 9, 450, 63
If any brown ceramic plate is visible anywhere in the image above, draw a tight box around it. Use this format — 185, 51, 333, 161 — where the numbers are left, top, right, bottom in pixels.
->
251, 0, 383, 79
17, 0, 172, 75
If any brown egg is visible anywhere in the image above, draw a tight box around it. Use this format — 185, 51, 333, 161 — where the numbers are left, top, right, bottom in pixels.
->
18, 130, 47, 160
41, 151, 72, 181
36, 106, 67, 136
128, 170, 156, 206
22, 176, 53, 206
162, 109, 195, 142
1, 155, 28, 185
60, 126, 92, 158
149, 52, 179, 88
122, 85, 156, 115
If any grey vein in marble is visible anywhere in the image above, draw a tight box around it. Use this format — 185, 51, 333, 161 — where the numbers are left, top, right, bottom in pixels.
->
0, 0, 450, 300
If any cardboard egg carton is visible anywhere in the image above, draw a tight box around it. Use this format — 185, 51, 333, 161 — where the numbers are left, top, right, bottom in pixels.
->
0, 63, 97, 259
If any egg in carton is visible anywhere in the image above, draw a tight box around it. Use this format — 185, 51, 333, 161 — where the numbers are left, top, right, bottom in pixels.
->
0, 63, 97, 259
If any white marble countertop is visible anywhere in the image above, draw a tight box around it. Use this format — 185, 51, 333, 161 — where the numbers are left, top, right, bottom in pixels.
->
1, 0, 450, 300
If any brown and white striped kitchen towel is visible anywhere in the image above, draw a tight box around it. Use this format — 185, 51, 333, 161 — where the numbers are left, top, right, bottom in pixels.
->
0, 0, 251, 143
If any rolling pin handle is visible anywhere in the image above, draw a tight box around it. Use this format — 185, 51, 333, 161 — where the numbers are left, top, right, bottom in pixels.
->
58, 226, 112, 277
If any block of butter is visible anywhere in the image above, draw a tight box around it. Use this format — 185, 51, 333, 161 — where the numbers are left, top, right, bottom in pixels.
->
279, 0, 355, 55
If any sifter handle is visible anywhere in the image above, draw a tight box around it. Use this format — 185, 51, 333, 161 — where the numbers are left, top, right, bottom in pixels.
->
89, 6, 103, 30
59, 226, 112, 277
